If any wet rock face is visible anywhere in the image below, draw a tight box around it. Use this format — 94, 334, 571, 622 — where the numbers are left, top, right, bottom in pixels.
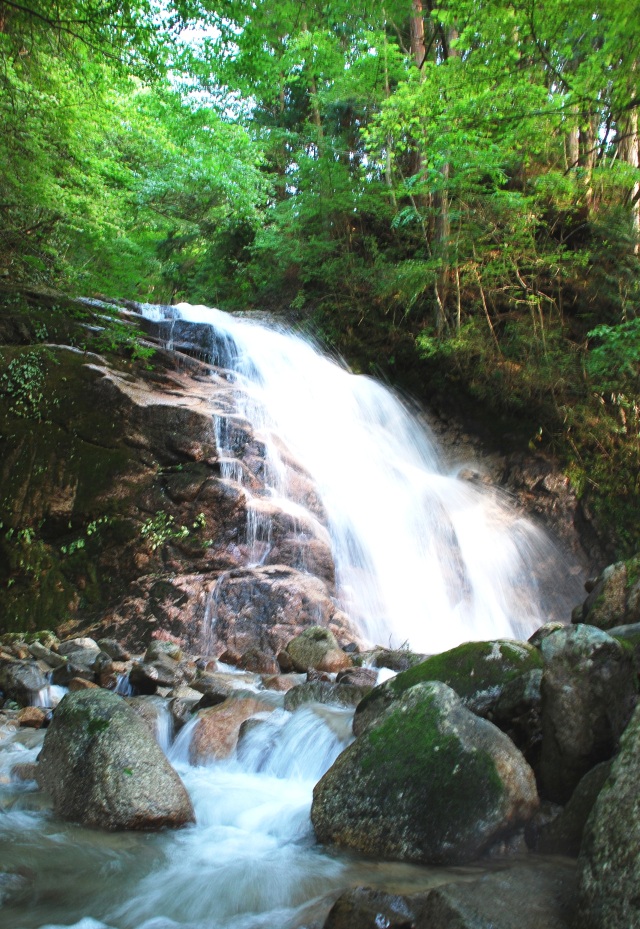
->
538, 625, 637, 803
312, 681, 538, 865
204, 568, 358, 658
577, 703, 640, 929
1, 312, 356, 656
36, 689, 194, 830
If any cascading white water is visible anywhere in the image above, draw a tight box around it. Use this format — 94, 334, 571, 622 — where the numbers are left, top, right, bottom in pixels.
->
140, 302, 581, 653
1, 700, 403, 929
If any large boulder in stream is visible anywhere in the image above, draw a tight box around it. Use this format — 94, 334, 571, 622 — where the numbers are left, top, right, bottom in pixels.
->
538, 624, 637, 802
36, 689, 194, 830
576, 702, 640, 929
312, 681, 538, 865
353, 639, 542, 736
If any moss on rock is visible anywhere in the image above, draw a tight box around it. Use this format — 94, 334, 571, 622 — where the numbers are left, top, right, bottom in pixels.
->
312, 680, 538, 865
354, 639, 542, 736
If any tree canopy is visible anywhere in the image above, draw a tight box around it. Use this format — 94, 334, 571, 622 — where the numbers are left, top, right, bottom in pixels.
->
0, 0, 638, 549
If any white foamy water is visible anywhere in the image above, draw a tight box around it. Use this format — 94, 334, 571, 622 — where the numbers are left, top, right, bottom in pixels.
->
140, 302, 582, 653
0, 701, 380, 929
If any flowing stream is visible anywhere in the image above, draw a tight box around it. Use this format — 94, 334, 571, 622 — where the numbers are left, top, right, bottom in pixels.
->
0, 700, 475, 929
0, 303, 584, 928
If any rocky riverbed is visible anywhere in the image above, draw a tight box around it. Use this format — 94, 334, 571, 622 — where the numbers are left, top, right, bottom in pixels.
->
1, 555, 640, 928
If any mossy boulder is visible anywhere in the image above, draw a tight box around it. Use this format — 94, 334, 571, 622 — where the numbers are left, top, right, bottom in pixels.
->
286, 626, 351, 673
353, 639, 542, 736
572, 555, 640, 630
538, 625, 637, 803
36, 689, 194, 830
311, 681, 538, 865
577, 702, 640, 928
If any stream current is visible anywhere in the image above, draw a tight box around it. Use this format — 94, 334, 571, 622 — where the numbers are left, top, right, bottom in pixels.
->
0, 304, 584, 928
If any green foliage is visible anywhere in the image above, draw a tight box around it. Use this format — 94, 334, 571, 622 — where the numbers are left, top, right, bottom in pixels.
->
1, 0, 638, 554
0, 350, 51, 420
139, 510, 207, 551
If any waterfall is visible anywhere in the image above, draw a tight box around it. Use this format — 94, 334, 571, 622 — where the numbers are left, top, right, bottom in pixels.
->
138, 302, 581, 654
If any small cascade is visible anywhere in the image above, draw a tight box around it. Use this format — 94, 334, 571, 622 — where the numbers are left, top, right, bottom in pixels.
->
115, 703, 354, 929
32, 676, 67, 708
138, 302, 583, 654
115, 672, 134, 696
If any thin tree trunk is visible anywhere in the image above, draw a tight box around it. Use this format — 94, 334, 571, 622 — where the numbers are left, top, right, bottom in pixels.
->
618, 107, 640, 253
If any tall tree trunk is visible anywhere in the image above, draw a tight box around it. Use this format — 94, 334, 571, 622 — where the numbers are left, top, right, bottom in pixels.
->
408, 0, 427, 181
618, 108, 640, 254
432, 24, 459, 334
580, 113, 598, 210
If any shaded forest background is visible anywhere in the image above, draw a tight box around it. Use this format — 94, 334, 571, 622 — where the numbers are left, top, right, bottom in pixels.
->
1, 0, 639, 553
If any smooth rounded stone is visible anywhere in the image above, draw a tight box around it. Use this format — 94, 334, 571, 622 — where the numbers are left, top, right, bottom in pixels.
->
577, 701, 640, 928
488, 669, 542, 765
261, 673, 304, 692
129, 655, 180, 694
27, 641, 68, 669
68, 677, 99, 691
356, 648, 427, 672
528, 622, 565, 647
0, 661, 48, 706
572, 555, 640, 630
145, 639, 182, 662
323, 886, 425, 929
286, 626, 352, 673
57, 637, 99, 655
236, 647, 280, 675
56, 638, 101, 668
534, 760, 612, 856
18, 706, 48, 729
51, 660, 96, 687
419, 861, 577, 929
191, 670, 260, 703
538, 625, 637, 802
312, 681, 539, 865
97, 639, 131, 661
190, 695, 274, 764
335, 667, 378, 689
36, 689, 194, 830
284, 681, 371, 712
353, 640, 542, 737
